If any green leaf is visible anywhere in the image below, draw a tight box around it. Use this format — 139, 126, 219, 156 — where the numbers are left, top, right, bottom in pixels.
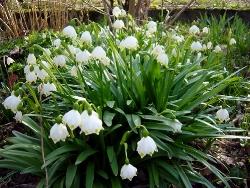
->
22, 116, 40, 134
46, 145, 79, 161
75, 149, 97, 165
86, 162, 95, 188
111, 177, 122, 188
175, 165, 192, 188
65, 165, 77, 188
107, 146, 118, 176
103, 111, 116, 127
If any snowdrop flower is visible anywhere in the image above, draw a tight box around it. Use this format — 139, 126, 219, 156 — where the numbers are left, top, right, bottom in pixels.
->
120, 164, 137, 181
113, 20, 125, 30
229, 38, 236, 45
197, 52, 202, 60
147, 21, 157, 34
41, 61, 50, 69
207, 41, 213, 49
202, 27, 209, 34
14, 111, 23, 122
63, 26, 77, 39
38, 83, 56, 96
76, 50, 91, 64
119, 36, 138, 50
80, 31, 92, 44
50, 123, 69, 144
120, 9, 126, 17
63, 109, 81, 130
2, 94, 21, 113
7, 57, 14, 65
152, 45, 165, 57
68, 45, 81, 55
70, 66, 78, 77
27, 54, 36, 65
156, 53, 169, 66
189, 25, 200, 34
191, 41, 203, 51
26, 71, 37, 83
213, 45, 222, 53
172, 35, 184, 43
202, 44, 207, 51
137, 136, 158, 158
186, 58, 191, 64
100, 56, 111, 66
92, 46, 106, 60
53, 55, 67, 67
172, 119, 183, 133
35, 68, 48, 81
216, 108, 229, 122
112, 6, 121, 17
79, 110, 103, 135
53, 38, 61, 47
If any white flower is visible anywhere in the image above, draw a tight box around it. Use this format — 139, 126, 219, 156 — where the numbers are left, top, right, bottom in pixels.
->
26, 71, 37, 83
41, 60, 50, 69
156, 53, 169, 66
49, 123, 69, 143
80, 31, 92, 44
35, 68, 48, 81
43, 48, 51, 56
2, 94, 21, 113
152, 45, 165, 57
120, 9, 126, 17
216, 108, 229, 122
14, 111, 23, 122
112, 6, 121, 17
70, 66, 78, 77
38, 83, 57, 96
172, 119, 182, 133
68, 45, 81, 55
120, 164, 137, 181
197, 52, 202, 60
202, 27, 209, 34
63, 109, 81, 130
53, 38, 61, 47
92, 46, 106, 60
229, 38, 236, 45
189, 25, 200, 34
27, 54, 36, 65
79, 110, 103, 135
76, 50, 91, 64
7, 57, 14, 65
100, 56, 111, 66
214, 45, 222, 53
63, 26, 77, 39
147, 21, 157, 34
137, 136, 158, 158
113, 20, 125, 30
53, 55, 67, 67
119, 36, 138, 50
207, 41, 213, 49
191, 41, 203, 51
172, 35, 184, 43
202, 44, 207, 50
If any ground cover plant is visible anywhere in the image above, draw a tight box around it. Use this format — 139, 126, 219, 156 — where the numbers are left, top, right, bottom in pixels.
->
1, 7, 250, 188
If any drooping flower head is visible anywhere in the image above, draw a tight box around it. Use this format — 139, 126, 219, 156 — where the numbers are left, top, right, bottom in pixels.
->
50, 123, 69, 143
120, 164, 137, 181
136, 136, 158, 158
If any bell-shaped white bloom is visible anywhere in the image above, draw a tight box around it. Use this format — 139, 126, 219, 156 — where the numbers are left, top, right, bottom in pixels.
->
68, 45, 80, 55
92, 46, 106, 60
202, 44, 207, 51
3, 94, 21, 113
156, 53, 169, 66
79, 110, 103, 135
216, 108, 229, 122
7, 57, 15, 65
70, 66, 78, 77
14, 111, 23, 122
41, 60, 50, 69
100, 56, 111, 66
213, 45, 222, 53
197, 52, 202, 60
112, 6, 121, 17
113, 20, 125, 30
43, 48, 51, 56
35, 68, 48, 81
63, 109, 81, 130
80, 31, 92, 44
147, 21, 157, 34
50, 123, 69, 144
120, 9, 126, 17
119, 36, 139, 50
202, 27, 209, 34
63, 26, 77, 39
53, 55, 67, 67
137, 136, 158, 158
207, 41, 213, 49
120, 164, 137, 181
53, 38, 61, 47
76, 50, 91, 64
26, 71, 37, 83
152, 45, 165, 57
189, 25, 200, 34
229, 38, 236, 45
191, 41, 203, 51
38, 82, 57, 96
27, 54, 36, 65
172, 119, 183, 133
172, 35, 184, 43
